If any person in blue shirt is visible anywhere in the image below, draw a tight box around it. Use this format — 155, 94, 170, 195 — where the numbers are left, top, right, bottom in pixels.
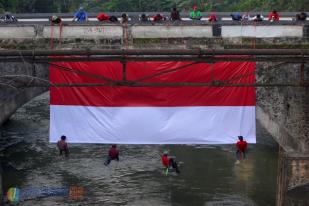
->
73, 6, 88, 22
231, 12, 242, 21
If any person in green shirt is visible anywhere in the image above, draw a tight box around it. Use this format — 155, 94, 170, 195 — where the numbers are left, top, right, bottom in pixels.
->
190, 5, 202, 20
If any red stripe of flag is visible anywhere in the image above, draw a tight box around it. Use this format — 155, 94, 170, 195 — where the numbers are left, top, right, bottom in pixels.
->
50, 61, 255, 106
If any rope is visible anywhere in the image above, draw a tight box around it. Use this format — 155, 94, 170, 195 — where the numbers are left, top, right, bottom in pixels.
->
123, 23, 129, 49
58, 21, 63, 48
50, 22, 54, 49
252, 21, 257, 49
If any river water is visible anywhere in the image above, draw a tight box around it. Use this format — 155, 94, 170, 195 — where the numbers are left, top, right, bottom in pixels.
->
0, 92, 278, 206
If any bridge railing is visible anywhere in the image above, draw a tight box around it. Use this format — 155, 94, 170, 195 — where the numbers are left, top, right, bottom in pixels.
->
2, 12, 309, 23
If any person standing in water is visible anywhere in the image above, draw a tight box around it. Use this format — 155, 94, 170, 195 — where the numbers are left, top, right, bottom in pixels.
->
57, 135, 69, 157
236, 136, 247, 163
161, 150, 180, 175
104, 145, 119, 166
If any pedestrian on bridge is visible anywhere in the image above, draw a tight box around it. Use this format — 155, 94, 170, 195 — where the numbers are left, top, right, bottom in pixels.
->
296, 12, 307, 21
153, 13, 166, 22
73, 6, 88, 22
170, 7, 181, 21
97, 13, 109, 22
268, 10, 280, 22
50, 15, 62, 24
1, 12, 17, 22
190, 5, 202, 20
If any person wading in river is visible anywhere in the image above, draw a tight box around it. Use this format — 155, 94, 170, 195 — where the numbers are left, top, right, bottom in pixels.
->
104, 144, 119, 166
57, 135, 69, 157
161, 150, 180, 175
235, 136, 247, 163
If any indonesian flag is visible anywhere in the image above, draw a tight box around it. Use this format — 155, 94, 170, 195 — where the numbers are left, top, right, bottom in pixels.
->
49, 61, 256, 144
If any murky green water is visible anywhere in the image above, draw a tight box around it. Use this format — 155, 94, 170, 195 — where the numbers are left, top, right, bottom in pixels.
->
1, 92, 278, 206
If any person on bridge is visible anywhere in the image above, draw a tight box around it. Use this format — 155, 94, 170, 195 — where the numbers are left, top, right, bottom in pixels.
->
268, 10, 280, 22
73, 6, 88, 22
50, 15, 62, 24
296, 12, 307, 21
190, 5, 202, 20
208, 12, 217, 22
161, 150, 180, 175
1, 12, 17, 22
153, 13, 166, 22
139, 13, 149, 22
231, 12, 242, 21
252, 14, 264, 22
104, 145, 119, 166
57, 135, 69, 157
170, 7, 181, 21
242, 12, 251, 21
236, 136, 247, 162
97, 13, 109, 22
121, 13, 129, 24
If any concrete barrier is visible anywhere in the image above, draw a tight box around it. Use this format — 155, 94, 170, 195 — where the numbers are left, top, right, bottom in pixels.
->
131, 25, 213, 38
0, 26, 35, 38
222, 25, 303, 37
43, 25, 123, 39
0, 24, 307, 39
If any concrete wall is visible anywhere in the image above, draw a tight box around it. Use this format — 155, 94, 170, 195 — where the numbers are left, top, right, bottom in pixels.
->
131, 25, 213, 38
0, 24, 307, 40
0, 24, 308, 50
43, 25, 123, 39
277, 150, 309, 206
256, 62, 309, 204
256, 62, 309, 154
0, 26, 36, 38
221, 25, 303, 37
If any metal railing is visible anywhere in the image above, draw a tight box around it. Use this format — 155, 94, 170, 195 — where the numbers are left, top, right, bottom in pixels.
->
1, 12, 308, 23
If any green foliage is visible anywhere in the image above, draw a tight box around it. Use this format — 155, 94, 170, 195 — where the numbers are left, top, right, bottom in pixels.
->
0, 0, 308, 13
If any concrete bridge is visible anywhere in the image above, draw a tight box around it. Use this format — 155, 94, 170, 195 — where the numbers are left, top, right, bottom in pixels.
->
0, 21, 309, 205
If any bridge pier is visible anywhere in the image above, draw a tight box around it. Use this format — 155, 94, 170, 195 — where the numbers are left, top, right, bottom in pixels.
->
0, 63, 48, 125
256, 62, 309, 205
277, 148, 309, 206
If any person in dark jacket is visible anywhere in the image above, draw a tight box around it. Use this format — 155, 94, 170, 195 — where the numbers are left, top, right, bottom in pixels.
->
139, 13, 149, 22
57, 135, 69, 157
170, 7, 181, 21
50, 15, 62, 24
296, 12, 307, 21
104, 145, 119, 166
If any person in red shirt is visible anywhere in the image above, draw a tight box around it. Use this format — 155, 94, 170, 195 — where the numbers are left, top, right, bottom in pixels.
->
104, 144, 119, 166
153, 13, 166, 22
161, 151, 180, 174
208, 13, 217, 22
268, 10, 280, 21
236, 136, 247, 161
97, 13, 109, 21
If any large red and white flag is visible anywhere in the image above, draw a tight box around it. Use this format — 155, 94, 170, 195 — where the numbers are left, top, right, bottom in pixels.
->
49, 61, 256, 144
